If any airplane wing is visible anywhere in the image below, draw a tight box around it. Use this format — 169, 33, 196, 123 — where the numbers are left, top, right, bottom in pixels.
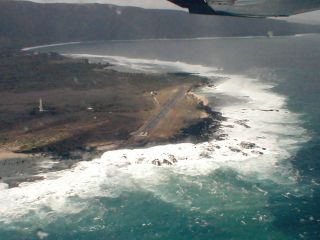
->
167, 0, 320, 17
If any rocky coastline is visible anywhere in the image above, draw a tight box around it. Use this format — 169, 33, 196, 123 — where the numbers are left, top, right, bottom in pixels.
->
0, 50, 223, 187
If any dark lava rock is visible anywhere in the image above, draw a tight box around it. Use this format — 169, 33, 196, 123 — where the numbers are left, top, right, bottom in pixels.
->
240, 142, 256, 149
229, 147, 242, 153
163, 159, 173, 165
168, 155, 178, 163
172, 102, 225, 144
216, 134, 228, 141
152, 159, 161, 166
235, 120, 251, 129
224, 125, 235, 128
252, 150, 264, 155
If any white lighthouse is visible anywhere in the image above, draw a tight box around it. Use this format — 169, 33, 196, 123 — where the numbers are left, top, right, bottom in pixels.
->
39, 98, 44, 112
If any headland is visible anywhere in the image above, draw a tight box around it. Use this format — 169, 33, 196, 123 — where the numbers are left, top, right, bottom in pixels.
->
0, 50, 220, 186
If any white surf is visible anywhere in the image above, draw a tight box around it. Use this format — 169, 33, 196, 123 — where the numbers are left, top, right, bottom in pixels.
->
0, 55, 308, 224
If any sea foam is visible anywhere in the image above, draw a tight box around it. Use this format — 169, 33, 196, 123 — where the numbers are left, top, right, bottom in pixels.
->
22, 42, 82, 51
0, 56, 308, 223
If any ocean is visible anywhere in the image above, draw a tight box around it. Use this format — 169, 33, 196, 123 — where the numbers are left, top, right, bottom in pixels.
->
1, 34, 320, 239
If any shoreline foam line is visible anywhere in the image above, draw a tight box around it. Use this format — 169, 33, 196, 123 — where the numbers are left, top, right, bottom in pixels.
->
0, 57, 309, 224
21, 41, 82, 51
65, 53, 220, 74
21, 33, 320, 52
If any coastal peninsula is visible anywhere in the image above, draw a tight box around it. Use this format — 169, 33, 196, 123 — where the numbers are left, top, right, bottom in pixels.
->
0, 51, 214, 162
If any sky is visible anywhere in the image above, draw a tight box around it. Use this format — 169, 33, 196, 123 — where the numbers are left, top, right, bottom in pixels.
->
29, 0, 320, 25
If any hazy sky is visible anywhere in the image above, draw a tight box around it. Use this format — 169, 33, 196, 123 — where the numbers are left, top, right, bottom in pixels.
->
30, 0, 320, 25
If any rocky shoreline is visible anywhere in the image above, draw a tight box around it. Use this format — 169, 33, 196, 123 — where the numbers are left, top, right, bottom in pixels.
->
0, 51, 223, 187
172, 102, 225, 143
0, 91, 222, 188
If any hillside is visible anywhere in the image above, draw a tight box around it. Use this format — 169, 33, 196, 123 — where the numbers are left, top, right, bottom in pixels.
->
1, 0, 320, 49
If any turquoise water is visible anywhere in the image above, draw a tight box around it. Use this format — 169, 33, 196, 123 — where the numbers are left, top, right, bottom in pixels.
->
1, 35, 320, 239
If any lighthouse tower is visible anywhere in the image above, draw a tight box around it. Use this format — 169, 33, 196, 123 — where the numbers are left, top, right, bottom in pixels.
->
39, 98, 44, 112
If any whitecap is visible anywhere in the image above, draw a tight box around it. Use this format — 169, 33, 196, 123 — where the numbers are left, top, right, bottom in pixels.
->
0, 56, 309, 224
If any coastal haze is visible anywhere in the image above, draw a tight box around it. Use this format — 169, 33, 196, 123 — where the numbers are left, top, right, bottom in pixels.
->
0, 1, 320, 240
1, 0, 320, 50
29, 0, 320, 24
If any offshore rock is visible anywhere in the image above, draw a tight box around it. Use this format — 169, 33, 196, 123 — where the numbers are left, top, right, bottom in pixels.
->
240, 142, 256, 149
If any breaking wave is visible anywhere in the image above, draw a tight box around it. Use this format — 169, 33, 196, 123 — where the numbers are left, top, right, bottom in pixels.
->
0, 56, 309, 224
21, 42, 82, 51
